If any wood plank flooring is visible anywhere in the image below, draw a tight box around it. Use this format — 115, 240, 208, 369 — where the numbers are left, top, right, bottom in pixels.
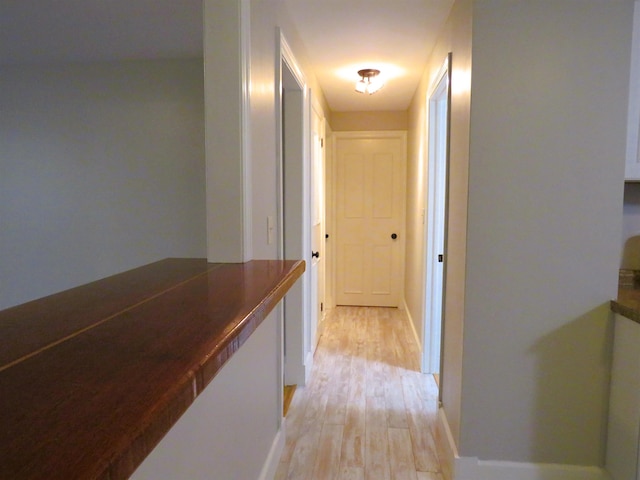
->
276, 306, 443, 480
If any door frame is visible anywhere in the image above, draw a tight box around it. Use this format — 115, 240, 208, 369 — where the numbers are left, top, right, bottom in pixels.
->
422, 54, 452, 376
276, 30, 313, 386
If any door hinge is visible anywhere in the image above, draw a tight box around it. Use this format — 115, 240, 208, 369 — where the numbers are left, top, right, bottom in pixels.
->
321, 302, 324, 312
438, 254, 444, 263
320, 138, 324, 148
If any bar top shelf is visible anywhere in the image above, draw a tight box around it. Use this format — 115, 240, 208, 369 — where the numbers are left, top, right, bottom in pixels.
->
0, 258, 305, 480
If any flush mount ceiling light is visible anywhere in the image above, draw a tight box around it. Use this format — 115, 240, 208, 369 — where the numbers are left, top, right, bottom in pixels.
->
355, 68, 384, 95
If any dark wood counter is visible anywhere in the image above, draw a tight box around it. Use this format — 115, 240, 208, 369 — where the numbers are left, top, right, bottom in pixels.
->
611, 288, 640, 324
0, 258, 305, 480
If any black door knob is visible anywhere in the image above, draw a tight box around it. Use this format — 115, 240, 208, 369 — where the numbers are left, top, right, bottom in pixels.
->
391, 233, 398, 240
312, 251, 320, 258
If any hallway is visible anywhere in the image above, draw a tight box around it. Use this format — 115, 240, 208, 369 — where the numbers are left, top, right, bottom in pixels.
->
275, 307, 443, 480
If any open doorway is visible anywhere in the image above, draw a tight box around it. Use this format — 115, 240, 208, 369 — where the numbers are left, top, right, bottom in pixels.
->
422, 54, 452, 384
277, 31, 313, 387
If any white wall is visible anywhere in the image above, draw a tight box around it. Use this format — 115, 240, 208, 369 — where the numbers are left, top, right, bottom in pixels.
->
0, 59, 206, 310
204, 0, 251, 263
405, 0, 472, 447
331, 111, 408, 131
248, 0, 330, 261
249, 0, 279, 260
130, 312, 282, 480
462, 0, 631, 465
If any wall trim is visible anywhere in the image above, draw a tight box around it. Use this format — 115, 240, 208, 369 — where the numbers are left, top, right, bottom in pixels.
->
436, 407, 457, 480
277, 28, 312, 390
453, 459, 611, 480
437, 408, 612, 480
305, 350, 314, 382
257, 425, 285, 480
240, 0, 252, 261
402, 298, 422, 352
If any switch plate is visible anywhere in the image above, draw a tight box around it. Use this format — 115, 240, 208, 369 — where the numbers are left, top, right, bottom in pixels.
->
267, 216, 274, 245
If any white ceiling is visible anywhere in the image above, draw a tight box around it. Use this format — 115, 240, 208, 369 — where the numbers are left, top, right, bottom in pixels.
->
0, 0, 453, 112
283, 0, 454, 112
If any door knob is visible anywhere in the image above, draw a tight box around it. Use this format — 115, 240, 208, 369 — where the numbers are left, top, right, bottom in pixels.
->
391, 233, 398, 240
312, 251, 320, 258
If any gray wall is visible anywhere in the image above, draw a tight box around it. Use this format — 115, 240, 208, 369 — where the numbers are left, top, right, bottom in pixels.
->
0, 59, 206, 309
461, 0, 631, 464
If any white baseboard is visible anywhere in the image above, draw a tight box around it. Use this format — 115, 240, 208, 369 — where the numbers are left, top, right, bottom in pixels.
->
402, 298, 423, 352
284, 358, 306, 386
305, 350, 314, 384
257, 424, 285, 480
436, 407, 458, 480
436, 407, 611, 480
454, 460, 611, 480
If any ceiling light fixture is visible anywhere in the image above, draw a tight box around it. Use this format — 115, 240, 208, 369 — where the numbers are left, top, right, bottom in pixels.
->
355, 68, 384, 95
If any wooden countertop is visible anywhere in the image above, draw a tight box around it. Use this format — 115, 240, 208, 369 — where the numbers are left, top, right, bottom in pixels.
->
0, 258, 305, 480
611, 288, 640, 324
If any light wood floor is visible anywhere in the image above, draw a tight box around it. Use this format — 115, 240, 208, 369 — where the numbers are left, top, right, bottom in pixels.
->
275, 306, 443, 480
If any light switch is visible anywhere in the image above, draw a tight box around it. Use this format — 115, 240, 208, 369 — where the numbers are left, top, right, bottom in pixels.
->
267, 216, 275, 245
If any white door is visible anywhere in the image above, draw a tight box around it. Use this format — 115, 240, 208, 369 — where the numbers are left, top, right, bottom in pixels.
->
310, 99, 325, 349
335, 132, 406, 307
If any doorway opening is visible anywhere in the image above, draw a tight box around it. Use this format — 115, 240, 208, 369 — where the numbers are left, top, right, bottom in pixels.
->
422, 54, 452, 386
278, 31, 312, 388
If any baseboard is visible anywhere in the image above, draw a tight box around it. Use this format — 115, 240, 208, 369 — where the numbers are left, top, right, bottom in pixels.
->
454, 459, 611, 480
436, 408, 611, 480
402, 298, 422, 351
435, 407, 457, 480
257, 424, 285, 480
285, 345, 314, 387
284, 358, 306, 386
305, 350, 314, 384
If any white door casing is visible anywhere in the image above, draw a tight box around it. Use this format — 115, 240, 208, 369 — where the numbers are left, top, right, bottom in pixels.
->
277, 30, 312, 386
423, 54, 451, 375
334, 131, 407, 307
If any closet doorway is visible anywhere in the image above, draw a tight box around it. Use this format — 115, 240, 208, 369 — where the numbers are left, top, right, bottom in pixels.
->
423, 54, 451, 386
